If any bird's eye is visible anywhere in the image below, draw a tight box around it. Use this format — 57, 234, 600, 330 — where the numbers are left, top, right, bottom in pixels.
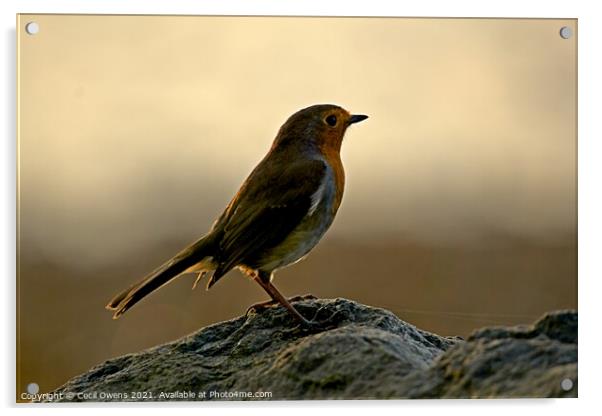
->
325, 115, 337, 127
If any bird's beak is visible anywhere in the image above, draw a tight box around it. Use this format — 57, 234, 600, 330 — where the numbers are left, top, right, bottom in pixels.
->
348, 114, 369, 125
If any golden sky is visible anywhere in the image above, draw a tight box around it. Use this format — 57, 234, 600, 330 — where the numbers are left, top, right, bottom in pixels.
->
18, 15, 576, 266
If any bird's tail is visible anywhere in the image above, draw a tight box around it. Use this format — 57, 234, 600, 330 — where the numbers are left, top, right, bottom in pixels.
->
106, 233, 216, 319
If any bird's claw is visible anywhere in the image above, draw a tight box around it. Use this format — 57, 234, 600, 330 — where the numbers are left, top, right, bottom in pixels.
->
245, 293, 318, 317
245, 300, 277, 316
294, 309, 339, 332
287, 293, 318, 302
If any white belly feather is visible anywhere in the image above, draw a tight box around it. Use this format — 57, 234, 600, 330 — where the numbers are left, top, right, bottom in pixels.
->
259, 169, 336, 272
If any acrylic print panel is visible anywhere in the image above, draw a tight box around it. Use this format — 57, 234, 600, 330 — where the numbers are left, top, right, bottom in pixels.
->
17, 15, 577, 401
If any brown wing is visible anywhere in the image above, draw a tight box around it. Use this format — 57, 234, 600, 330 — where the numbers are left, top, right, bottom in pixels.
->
207, 158, 327, 287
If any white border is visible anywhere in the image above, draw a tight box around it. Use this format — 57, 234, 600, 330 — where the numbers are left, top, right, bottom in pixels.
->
2, 0, 600, 414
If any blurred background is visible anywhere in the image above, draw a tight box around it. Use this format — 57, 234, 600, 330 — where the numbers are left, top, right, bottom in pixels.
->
17, 16, 576, 395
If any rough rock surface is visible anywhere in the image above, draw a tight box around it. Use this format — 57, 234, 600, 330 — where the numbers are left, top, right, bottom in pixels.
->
47, 298, 577, 401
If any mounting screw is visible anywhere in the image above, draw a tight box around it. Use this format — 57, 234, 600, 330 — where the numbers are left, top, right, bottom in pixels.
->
559, 26, 572, 39
560, 378, 573, 391
25, 22, 39, 35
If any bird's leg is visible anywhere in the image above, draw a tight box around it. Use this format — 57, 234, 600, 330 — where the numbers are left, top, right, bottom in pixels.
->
245, 293, 317, 316
248, 271, 314, 326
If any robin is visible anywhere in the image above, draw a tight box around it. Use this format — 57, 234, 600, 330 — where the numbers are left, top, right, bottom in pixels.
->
106, 104, 368, 328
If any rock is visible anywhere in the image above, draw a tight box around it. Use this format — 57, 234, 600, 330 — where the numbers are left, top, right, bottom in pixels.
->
45, 298, 577, 401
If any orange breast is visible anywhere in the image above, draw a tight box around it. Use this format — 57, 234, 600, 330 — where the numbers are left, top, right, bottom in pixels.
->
320, 146, 345, 215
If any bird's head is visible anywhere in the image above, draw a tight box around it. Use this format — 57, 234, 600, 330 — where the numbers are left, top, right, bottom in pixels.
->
272, 104, 368, 153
